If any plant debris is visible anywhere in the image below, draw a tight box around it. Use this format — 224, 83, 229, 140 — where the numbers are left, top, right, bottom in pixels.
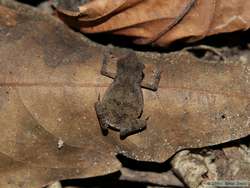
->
54, 0, 250, 47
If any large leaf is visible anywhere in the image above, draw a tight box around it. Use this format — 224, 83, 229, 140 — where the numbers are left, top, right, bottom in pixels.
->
0, 0, 250, 187
54, 0, 250, 46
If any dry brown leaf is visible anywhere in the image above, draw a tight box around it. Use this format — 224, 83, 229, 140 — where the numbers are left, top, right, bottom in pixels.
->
54, 0, 250, 47
0, 0, 250, 187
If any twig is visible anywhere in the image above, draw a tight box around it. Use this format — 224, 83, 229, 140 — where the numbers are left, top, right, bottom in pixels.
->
120, 168, 184, 187
184, 44, 226, 61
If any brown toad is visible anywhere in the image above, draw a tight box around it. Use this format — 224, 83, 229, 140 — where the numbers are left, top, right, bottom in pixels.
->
95, 52, 161, 139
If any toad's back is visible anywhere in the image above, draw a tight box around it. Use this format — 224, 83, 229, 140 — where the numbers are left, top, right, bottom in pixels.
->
102, 77, 144, 119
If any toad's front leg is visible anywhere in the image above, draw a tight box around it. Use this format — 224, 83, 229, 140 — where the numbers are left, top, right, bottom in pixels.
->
141, 63, 162, 91
120, 118, 147, 139
95, 97, 110, 135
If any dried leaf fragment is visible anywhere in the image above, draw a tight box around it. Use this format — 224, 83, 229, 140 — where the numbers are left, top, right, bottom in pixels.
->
55, 0, 250, 46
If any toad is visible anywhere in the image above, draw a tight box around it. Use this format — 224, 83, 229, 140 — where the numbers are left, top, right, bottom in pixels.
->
95, 51, 161, 139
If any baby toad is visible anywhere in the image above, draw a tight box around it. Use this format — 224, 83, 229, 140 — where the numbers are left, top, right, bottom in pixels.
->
95, 51, 161, 139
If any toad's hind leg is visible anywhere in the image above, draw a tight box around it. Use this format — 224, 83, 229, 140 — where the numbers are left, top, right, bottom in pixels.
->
95, 97, 109, 135
120, 119, 147, 139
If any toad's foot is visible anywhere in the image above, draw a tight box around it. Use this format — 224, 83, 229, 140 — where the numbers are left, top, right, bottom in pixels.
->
120, 119, 147, 139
